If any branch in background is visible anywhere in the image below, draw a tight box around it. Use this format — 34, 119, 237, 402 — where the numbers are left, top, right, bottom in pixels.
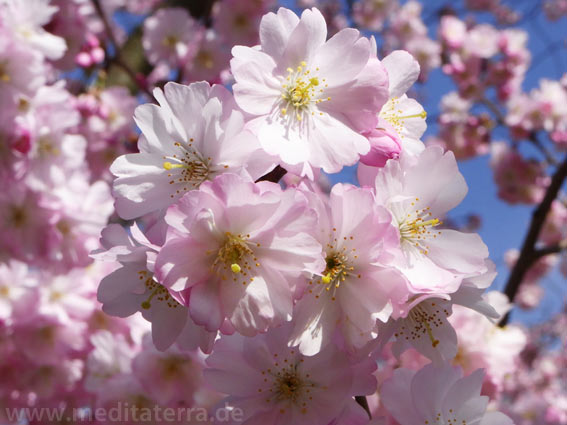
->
91, 0, 155, 100
168, 0, 217, 27
528, 131, 560, 166
480, 97, 505, 126
500, 154, 567, 326
355, 395, 371, 419
533, 240, 567, 261
346, 0, 354, 18
480, 98, 557, 166
255, 165, 287, 184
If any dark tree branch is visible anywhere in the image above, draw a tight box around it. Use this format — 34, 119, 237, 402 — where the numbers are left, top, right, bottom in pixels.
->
255, 165, 287, 184
500, 154, 567, 326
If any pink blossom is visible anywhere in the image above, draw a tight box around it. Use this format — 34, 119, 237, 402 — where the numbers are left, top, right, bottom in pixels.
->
132, 334, 206, 406
435, 92, 491, 160
467, 25, 500, 58
84, 330, 136, 393
289, 183, 407, 355
405, 37, 441, 81
0, 0, 67, 60
353, 0, 399, 32
375, 266, 499, 364
450, 291, 527, 396
440, 16, 467, 49
142, 8, 203, 67
14, 84, 86, 190
387, 1, 427, 43
231, 7, 389, 177
381, 363, 514, 425
491, 141, 550, 204
212, 0, 270, 47
75, 86, 138, 180
184, 29, 231, 83
0, 183, 52, 264
12, 314, 86, 366
540, 201, 567, 245
42, 175, 113, 270
544, 0, 567, 20
0, 261, 29, 321
465, 0, 500, 10
0, 29, 46, 112
155, 173, 325, 336
111, 81, 272, 220
360, 50, 426, 168
504, 249, 558, 310
33, 267, 99, 323
204, 324, 377, 425
94, 223, 216, 352
374, 146, 489, 293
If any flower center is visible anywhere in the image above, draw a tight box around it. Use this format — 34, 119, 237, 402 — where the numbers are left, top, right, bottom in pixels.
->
321, 252, 351, 286
138, 270, 180, 310
395, 301, 450, 348
196, 50, 214, 69
379, 97, 427, 135
307, 228, 360, 301
212, 232, 260, 285
8, 205, 27, 228
280, 61, 330, 121
258, 350, 318, 415
276, 370, 303, 401
162, 35, 179, 48
0, 62, 10, 82
38, 136, 60, 157
163, 139, 210, 197
398, 198, 442, 255
233, 14, 249, 28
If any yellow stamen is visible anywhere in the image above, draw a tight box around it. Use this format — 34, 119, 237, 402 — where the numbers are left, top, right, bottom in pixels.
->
398, 111, 427, 120
231, 263, 241, 273
411, 218, 440, 229
163, 161, 184, 170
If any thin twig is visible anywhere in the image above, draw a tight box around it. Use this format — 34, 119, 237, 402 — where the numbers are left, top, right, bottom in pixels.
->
480, 97, 505, 126
528, 131, 560, 166
533, 240, 567, 261
480, 98, 558, 165
500, 154, 567, 326
91, 0, 154, 100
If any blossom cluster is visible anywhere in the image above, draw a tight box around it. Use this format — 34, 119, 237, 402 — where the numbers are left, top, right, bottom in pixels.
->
0, 0, 132, 270
91, 6, 523, 424
0, 1, 565, 424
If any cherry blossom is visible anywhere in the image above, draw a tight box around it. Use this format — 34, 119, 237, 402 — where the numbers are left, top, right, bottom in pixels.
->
381, 363, 514, 425
374, 146, 489, 293
289, 183, 408, 355
231, 7, 389, 177
111, 81, 272, 220
155, 173, 325, 336
204, 324, 376, 425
